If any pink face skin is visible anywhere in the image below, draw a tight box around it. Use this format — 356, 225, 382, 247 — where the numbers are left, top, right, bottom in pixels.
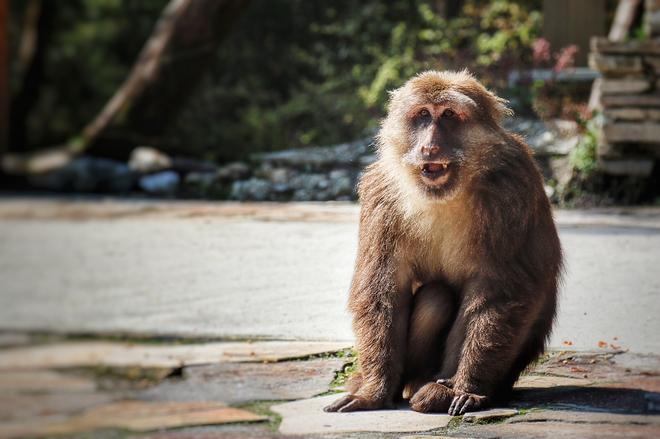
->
402, 101, 472, 191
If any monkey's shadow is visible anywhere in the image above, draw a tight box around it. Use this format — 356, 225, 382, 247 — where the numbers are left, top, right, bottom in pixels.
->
510, 385, 660, 415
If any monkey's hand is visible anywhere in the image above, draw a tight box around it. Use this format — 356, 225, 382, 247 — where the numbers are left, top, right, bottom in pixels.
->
410, 382, 454, 413
323, 394, 392, 412
448, 391, 487, 416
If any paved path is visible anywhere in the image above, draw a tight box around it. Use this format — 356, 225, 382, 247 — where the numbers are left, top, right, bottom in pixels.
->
0, 199, 659, 353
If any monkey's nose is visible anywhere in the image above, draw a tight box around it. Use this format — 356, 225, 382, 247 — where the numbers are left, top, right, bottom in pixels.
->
421, 145, 440, 158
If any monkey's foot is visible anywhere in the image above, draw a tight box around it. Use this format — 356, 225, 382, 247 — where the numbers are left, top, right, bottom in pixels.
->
448, 391, 487, 416
402, 379, 427, 400
409, 382, 454, 413
323, 394, 391, 413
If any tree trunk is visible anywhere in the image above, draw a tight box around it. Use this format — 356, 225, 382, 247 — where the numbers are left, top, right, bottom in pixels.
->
9, 0, 55, 152
0, 0, 8, 157
82, 0, 250, 160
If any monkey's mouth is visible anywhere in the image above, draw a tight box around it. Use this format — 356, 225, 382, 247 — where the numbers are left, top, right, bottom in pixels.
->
421, 162, 452, 184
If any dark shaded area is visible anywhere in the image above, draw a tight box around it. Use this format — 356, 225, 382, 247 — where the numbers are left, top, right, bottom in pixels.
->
513, 386, 659, 414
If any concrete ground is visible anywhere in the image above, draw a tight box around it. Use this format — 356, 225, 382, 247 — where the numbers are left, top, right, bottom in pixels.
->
0, 198, 659, 353
0, 198, 659, 438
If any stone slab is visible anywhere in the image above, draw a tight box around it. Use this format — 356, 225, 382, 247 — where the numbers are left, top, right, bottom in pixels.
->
0, 341, 351, 370
271, 393, 452, 435
508, 409, 660, 425
0, 392, 115, 422
454, 421, 660, 439
515, 375, 592, 389
140, 358, 346, 404
0, 333, 30, 348
462, 408, 518, 423
0, 401, 266, 438
0, 370, 96, 393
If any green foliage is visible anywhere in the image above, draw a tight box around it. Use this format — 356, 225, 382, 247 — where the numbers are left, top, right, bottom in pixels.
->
569, 118, 599, 177
10, 0, 166, 149
11, 0, 544, 160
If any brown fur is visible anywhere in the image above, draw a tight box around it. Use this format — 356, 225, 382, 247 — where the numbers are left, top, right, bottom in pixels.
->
324, 71, 562, 415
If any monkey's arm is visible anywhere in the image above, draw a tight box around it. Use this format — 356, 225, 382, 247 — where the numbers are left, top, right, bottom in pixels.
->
324, 200, 410, 412
445, 277, 537, 415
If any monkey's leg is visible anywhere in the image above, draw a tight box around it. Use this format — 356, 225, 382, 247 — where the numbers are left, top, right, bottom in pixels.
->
324, 289, 411, 412
402, 282, 455, 400
439, 279, 538, 415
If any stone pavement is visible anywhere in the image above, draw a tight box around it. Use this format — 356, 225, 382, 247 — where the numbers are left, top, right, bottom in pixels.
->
0, 337, 658, 438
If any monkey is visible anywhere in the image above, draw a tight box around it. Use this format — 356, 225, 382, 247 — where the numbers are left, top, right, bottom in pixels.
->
324, 70, 562, 416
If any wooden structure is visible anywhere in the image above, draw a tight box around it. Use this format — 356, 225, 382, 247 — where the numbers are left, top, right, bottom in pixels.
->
543, 0, 607, 66
589, 0, 660, 176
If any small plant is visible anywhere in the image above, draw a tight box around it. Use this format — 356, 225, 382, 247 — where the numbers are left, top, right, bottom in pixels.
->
569, 118, 599, 177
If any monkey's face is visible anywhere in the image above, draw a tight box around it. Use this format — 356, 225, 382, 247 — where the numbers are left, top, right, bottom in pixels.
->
379, 70, 511, 202
402, 98, 473, 198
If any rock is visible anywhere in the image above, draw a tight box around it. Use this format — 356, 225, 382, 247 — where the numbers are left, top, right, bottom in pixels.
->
139, 171, 180, 195
3, 401, 266, 437
0, 341, 351, 370
515, 375, 592, 389
128, 146, 172, 173
183, 171, 216, 193
260, 167, 290, 184
28, 157, 134, 193
260, 138, 373, 171
272, 393, 451, 435
0, 370, 96, 393
231, 178, 272, 201
328, 169, 355, 198
170, 156, 217, 174
215, 161, 251, 182
140, 358, 345, 404
463, 408, 518, 423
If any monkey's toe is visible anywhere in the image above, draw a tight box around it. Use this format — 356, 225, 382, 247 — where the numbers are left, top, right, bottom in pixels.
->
323, 394, 389, 412
409, 382, 454, 413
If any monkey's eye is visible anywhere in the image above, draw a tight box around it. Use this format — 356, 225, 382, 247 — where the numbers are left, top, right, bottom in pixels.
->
442, 108, 455, 118
419, 109, 431, 118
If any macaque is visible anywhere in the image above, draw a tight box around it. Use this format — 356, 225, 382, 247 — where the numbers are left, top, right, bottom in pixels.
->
324, 70, 562, 415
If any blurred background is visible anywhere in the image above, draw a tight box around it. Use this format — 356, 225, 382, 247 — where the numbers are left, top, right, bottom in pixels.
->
1, 0, 658, 205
